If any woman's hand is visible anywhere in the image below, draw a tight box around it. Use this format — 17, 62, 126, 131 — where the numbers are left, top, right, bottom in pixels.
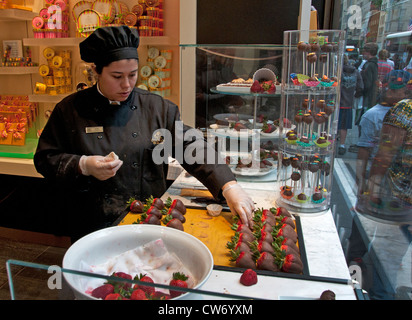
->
79, 154, 123, 180
222, 182, 255, 228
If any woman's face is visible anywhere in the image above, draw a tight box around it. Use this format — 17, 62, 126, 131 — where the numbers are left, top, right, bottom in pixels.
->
96, 59, 138, 101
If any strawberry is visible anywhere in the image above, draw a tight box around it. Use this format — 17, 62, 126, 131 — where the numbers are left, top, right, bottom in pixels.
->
231, 222, 253, 235
169, 272, 188, 298
145, 195, 164, 210
133, 274, 155, 295
233, 231, 255, 245
262, 122, 276, 133
257, 114, 267, 123
109, 272, 133, 289
271, 206, 292, 218
274, 236, 300, 254
272, 223, 298, 243
249, 239, 274, 254
251, 80, 263, 93
127, 197, 144, 213
105, 293, 123, 300
230, 248, 256, 269
137, 212, 161, 225
130, 289, 147, 300
166, 198, 186, 215
273, 242, 299, 256
275, 251, 303, 274
163, 214, 184, 231
233, 122, 248, 131
167, 208, 186, 223
226, 237, 251, 253
255, 251, 280, 272
260, 81, 276, 93
91, 283, 114, 299
240, 268, 258, 286
276, 215, 295, 229
146, 205, 163, 219
253, 229, 273, 244
152, 291, 171, 300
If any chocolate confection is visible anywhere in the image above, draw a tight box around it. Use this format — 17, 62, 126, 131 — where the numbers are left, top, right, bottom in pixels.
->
283, 187, 293, 197
316, 137, 327, 144
291, 157, 301, 169
319, 290, 335, 300
310, 42, 320, 52
309, 162, 319, 172
291, 171, 301, 181
316, 100, 326, 109
282, 157, 291, 167
306, 52, 317, 63
294, 113, 303, 123
299, 136, 309, 144
319, 53, 327, 62
321, 43, 333, 52
324, 105, 334, 116
297, 41, 310, 52
297, 193, 307, 201
287, 134, 297, 141
314, 113, 326, 124
303, 113, 313, 124
312, 192, 323, 201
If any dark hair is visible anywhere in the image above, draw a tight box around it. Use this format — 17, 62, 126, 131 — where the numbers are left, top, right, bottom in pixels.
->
94, 58, 138, 75
363, 43, 378, 56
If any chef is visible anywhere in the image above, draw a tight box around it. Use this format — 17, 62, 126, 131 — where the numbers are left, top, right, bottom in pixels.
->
34, 26, 254, 241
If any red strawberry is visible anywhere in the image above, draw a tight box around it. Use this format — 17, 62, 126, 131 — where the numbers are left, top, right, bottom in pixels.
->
152, 291, 171, 300
271, 206, 292, 217
127, 198, 144, 213
169, 272, 188, 298
256, 252, 280, 272
130, 289, 147, 300
235, 231, 255, 244
240, 268, 258, 286
146, 195, 164, 210
262, 122, 276, 133
226, 237, 251, 253
133, 274, 155, 295
230, 249, 256, 269
251, 80, 263, 93
253, 229, 273, 244
257, 114, 267, 123
108, 272, 133, 290
233, 122, 248, 131
105, 293, 122, 300
274, 237, 300, 254
91, 283, 114, 299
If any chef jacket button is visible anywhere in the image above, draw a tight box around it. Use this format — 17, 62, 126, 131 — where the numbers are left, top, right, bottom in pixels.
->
130, 105, 137, 110
132, 162, 138, 168
97, 135, 103, 139
132, 132, 138, 138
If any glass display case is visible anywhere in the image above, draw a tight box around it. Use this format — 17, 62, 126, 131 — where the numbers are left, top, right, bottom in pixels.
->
180, 44, 284, 183
276, 30, 345, 213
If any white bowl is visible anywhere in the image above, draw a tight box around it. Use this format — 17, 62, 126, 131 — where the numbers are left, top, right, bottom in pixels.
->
62, 224, 214, 300
206, 204, 223, 217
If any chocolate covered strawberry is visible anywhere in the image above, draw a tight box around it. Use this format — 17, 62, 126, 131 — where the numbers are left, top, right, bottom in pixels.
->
262, 121, 276, 133
232, 231, 255, 245
275, 251, 303, 274
231, 222, 253, 235
167, 208, 186, 223
169, 272, 188, 298
274, 236, 300, 254
167, 198, 187, 214
137, 212, 161, 225
163, 214, 184, 231
127, 197, 144, 213
146, 205, 163, 219
230, 248, 256, 269
272, 242, 299, 256
146, 195, 165, 210
226, 237, 252, 253
253, 229, 274, 244
276, 215, 295, 229
233, 122, 248, 131
249, 239, 275, 254
270, 206, 292, 218
272, 223, 298, 243
255, 251, 280, 272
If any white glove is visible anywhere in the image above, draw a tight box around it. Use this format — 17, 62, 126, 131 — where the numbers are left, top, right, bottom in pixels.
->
79, 152, 123, 181
222, 183, 255, 228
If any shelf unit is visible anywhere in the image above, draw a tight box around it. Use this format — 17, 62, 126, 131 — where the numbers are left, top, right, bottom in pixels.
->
0, 0, 181, 177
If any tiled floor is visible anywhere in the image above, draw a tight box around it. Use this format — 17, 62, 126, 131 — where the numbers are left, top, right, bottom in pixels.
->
0, 234, 74, 300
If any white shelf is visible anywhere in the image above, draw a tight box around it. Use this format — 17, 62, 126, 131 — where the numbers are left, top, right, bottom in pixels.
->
0, 66, 39, 75
0, 8, 37, 21
28, 94, 71, 103
0, 157, 42, 178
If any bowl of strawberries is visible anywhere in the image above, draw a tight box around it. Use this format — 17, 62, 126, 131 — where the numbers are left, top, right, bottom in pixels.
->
62, 224, 214, 300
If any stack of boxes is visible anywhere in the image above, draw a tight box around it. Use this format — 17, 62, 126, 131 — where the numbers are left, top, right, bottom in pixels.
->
32, 0, 70, 39
128, 0, 164, 37
138, 46, 172, 97
0, 95, 38, 146
35, 47, 72, 95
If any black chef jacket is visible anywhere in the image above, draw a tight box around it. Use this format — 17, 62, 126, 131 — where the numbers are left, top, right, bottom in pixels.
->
34, 85, 235, 239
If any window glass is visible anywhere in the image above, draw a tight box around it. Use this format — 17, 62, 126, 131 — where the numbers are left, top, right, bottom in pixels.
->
332, 0, 412, 300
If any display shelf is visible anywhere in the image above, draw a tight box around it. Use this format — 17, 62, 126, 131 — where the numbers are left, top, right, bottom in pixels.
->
0, 66, 39, 75
28, 94, 70, 103
0, 8, 36, 21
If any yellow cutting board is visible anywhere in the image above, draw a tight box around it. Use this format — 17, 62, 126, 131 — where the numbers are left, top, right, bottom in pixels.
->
118, 208, 235, 267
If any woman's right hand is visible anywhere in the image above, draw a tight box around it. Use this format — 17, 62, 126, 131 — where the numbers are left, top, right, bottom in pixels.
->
79, 155, 123, 180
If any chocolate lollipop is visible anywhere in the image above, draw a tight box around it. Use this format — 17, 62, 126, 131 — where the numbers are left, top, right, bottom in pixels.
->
295, 112, 303, 138
309, 161, 320, 195
314, 112, 326, 138
298, 41, 310, 75
291, 157, 301, 169
282, 156, 291, 184
316, 99, 326, 110
306, 52, 317, 77
325, 100, 335, 138
310, 41, 320, 52
291, 171, 301, 194
303, 112, 314, 140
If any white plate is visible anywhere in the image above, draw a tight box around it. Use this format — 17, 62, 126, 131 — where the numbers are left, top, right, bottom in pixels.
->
231, 166, 276, 176
216, 84, 252, 94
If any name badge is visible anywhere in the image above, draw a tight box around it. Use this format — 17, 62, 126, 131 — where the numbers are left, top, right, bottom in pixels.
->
85, 126, 104, 134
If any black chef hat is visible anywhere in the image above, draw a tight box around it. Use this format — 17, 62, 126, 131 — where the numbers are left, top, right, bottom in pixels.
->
80, 26, 139, 66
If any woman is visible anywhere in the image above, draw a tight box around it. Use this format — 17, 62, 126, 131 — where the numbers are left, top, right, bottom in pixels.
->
34, 26, 254, 240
